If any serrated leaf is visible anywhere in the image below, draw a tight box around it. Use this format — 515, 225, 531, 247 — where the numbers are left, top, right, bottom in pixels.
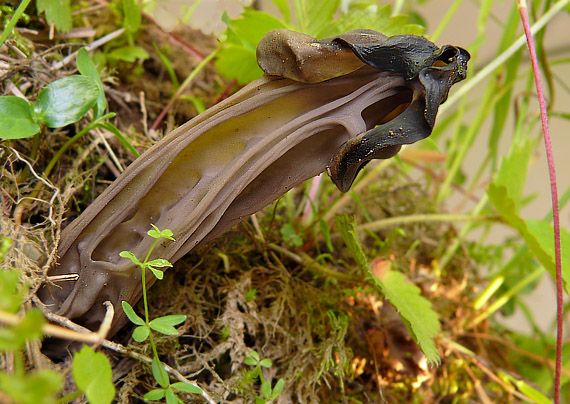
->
144, 388, 166, 400
261, 380, 272, 399
72, 346, 115, 404
0, 369, 62, 404
272, 378, 284, 398
37, 0, 72, 32
318, 5, 424, 38
171, 381, 203, 394
121, 301, 145, 325
336, 214, 441, 365
34, 76, 99, 128
132, 325, 150, 342
296, 0, 340, 36
216, 10, 288, 84
0, 96, 40, 139
488, 183, 570, 292
152, 356, 169, 388
374, 270, 441, 365
77, 48, 106, 119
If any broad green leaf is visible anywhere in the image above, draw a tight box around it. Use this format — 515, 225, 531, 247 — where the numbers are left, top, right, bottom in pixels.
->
107, 46, 149, 63
144, 388, 166, 400
72, 346, 115, 404
37, 0, 72, 32
77, 48, 107, 119
171, 381, 203, 394
149, 315, 186, 335
122, 0, 141, 34
0, 96, 40, 139
34, 76, 99, 128
121, 301, 145, 325
216, 10, 288, 84
152, 357, 170, 388
261, 380, 272, 399
0, 309, 45, 352
488, 183, 570, 292
0, 369, 62, 404
297, 0, 339, 37
120, 250, 143, 266
336, 214, 441, 365
244, 356, 258, 367
132, 325, 150, 342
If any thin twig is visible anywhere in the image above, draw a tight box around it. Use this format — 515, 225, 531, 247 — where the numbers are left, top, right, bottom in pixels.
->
517, 1, 563, 402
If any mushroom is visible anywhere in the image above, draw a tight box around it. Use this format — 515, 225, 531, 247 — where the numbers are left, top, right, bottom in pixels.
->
38, 29, 469, 348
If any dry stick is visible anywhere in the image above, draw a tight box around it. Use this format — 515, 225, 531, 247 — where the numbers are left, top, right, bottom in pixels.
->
517, 1, 563, 403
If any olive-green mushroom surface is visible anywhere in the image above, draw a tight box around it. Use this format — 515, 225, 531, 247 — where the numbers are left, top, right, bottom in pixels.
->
38, 29, 469, 349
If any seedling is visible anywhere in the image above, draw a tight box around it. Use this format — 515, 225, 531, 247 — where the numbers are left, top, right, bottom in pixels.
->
244, 350, 285, 404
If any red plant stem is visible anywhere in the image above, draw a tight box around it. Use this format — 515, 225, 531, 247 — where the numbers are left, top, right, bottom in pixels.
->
517, 1, 563, 402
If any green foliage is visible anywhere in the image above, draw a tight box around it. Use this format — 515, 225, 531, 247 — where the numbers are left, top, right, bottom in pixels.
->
36, 0, 72, 33
0, 369, 63, 404
121, 225, 201, 402
216, 2, 423, 84
73, 346, 115, 404
244, 350, 285, 404
336, 214, 441, 365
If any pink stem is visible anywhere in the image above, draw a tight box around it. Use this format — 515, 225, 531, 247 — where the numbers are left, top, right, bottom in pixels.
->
517, 2, 563, 402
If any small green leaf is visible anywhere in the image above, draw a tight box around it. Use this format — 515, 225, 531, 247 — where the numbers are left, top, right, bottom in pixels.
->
501, 372, 552, 404
248, 350, 260, 361
144, 388, 166, 400
0, 96, 40, 139
244, 356, 257, 367
165, 387, 179, 404
0, 369, 62, 404
122, 0, 141, 34
132, 325, 150, 342
259, 358, 272, 368
77, 48, 107, 119
34, 76, 99, 128
272, 378, 284, 399
121, 301, 145, 325
107, 46, 149, 63
171, 382, 203, 394
149, 268, 164, 280
152, 356, 170, 388
149, 315, 186, 335
147, 259, 173, 268
0, 309, 45, 352
120, 250, 143, 266
73, 346, 115, 404
0, 269, 24, 313
37, 0, 72, 32
255, 397, 266, 404
280, 223, 303, 247
261, 380, 272, 399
